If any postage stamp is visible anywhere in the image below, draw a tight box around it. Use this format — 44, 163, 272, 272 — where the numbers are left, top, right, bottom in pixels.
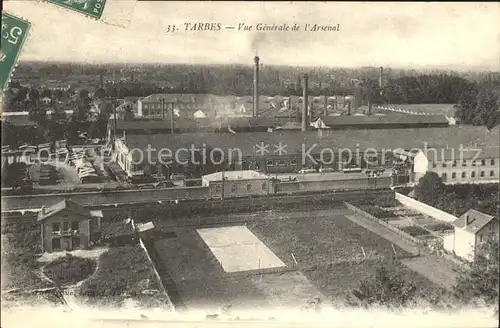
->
0, 12, 31, 93
46, 0, 107, 19
41, 0, 137, 27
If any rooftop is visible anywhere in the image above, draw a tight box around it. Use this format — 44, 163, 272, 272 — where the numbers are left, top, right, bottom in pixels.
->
123, 125, 498, 162
422, 146, 500, 161
202, 170, 272, 182
316, 114, 450, 127
37, 199, 91, 222
453, 209, 497, 234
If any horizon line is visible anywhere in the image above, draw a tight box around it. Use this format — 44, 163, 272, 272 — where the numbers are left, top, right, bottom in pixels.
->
16, 60, 500, 73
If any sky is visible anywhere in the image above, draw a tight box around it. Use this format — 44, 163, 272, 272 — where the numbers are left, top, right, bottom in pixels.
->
4, 1, 500, 70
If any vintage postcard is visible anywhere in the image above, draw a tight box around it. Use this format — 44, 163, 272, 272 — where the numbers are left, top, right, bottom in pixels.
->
1, 1, 499, 328
38, 0, 137, 27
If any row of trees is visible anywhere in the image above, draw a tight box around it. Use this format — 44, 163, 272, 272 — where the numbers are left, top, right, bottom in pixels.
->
414, 172, 499, 217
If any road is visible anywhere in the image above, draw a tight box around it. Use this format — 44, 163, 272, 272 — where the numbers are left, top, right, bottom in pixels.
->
344, 213, 459, 289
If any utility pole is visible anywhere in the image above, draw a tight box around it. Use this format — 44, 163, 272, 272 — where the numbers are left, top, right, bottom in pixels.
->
221, 169, 226, 201
170, 100, 175, 134
160, 98, 165, 120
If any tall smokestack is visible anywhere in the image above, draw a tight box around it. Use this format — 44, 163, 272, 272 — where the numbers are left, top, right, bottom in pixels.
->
379, 66, 384, 89
302, 74, 309, 132
347, 101, 351, 116
253, 56, 260, 117
324, 94, 328, 116
99, 74, 104, 89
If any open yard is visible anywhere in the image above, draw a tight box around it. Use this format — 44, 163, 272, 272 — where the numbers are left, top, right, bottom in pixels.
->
149, 207, 435, 311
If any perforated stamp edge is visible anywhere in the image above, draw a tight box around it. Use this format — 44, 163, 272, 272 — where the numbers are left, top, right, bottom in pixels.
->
36, 0, 136, 28
1, 11, 33, 95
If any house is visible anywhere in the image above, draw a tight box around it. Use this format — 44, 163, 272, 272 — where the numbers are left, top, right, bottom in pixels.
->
38, 199, 103, 253
443, 209, 499, 261
413, 146, 500, 184
202, 170, 275, 198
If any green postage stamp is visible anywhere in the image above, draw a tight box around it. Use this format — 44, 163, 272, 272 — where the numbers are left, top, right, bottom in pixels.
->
0, 12, 31, 93
42, 0, 137, 27
47, 0, 107, 19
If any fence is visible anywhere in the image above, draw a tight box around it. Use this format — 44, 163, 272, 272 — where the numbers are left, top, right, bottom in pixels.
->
395, 192, 458, 223
344, 201, 424, 246
137, 237, 176, 311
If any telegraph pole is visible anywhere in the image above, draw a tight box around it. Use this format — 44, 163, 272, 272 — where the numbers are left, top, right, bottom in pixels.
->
160, 98, 165, 120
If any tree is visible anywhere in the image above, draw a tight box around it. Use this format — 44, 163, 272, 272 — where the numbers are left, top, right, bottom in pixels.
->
453, 239, 499, 307
414, 172, 444, 204
347, 264, 418, 308
95, 88, 106, 100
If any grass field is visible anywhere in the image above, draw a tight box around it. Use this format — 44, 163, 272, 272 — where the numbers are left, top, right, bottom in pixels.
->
150, 207, 435, 310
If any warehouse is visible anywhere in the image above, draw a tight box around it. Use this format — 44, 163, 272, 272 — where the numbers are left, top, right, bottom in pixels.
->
111, 125, 498, 180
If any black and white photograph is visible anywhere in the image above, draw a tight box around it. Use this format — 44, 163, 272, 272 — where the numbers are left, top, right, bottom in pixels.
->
1, 2, 499, 327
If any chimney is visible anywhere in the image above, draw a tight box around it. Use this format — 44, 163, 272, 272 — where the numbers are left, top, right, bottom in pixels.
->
99, 74, 104, 89
465, 214, 475, 227
347, 102, 351, 116
41, 206, 46, 215
253, 56, 260, 118
368, 98, 372, 116
324, 94, 328, 116
122, 129, 126, 141
379, 66, 384, 89
302, 74, 309, 132
171, 102, 175, 134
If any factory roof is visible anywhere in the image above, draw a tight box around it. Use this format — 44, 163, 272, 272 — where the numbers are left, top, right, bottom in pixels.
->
375, 104, 457, 117
420, 146, 500, 162
123, 125, 497, 162
315, 114, 450, 127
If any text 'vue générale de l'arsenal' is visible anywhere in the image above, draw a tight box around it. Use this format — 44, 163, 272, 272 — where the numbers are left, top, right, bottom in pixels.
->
173, 23, 341, 32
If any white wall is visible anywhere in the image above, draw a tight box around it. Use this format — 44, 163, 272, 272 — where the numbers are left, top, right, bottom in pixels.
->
454, 228, 475, 261
395, 192, 458, 223
413, 151, 428, 182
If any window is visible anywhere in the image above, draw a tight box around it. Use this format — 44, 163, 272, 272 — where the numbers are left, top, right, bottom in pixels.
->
246, 183, 252, 191
72, 237, 80, 249
266, 160, 273, 167
432, 162, 437, 168
62, 222, 69, 232
480, 171, 485, 177
452, 172, 456, 179
472, 161, 476, 166
52, 223, 61, 232
262, 183, 267, 191
231, 184, 237, 192
290, 159, 297, 166
452, 161, 457, 167
71, 221, 79, 231
462, 160, 467, 167
471, 171, 476, 178
481, 159, 486, 166
52, 238, 61, 251
278, 160, 286, 167
462, 172, 466, 178
442, 163, 447, 168
491, 170, 495, 177
215, 184, 221, 193
491, 159, 495, 165
441, 173, 447, 179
